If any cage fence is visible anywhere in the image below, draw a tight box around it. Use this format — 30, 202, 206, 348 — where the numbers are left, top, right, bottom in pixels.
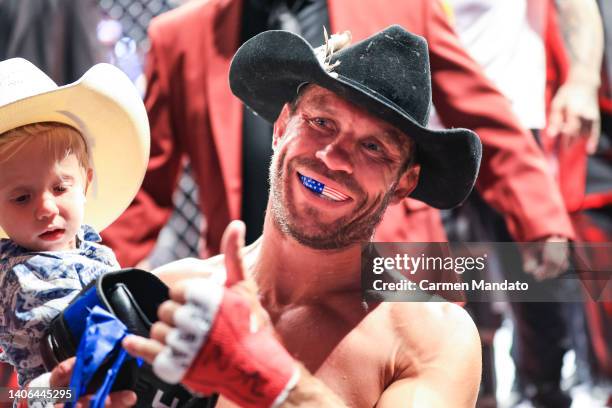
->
98, 0, 203, 265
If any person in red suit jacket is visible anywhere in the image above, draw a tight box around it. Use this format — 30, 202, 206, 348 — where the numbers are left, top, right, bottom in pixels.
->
103, 0, 573, 262
561, 0, 612, 397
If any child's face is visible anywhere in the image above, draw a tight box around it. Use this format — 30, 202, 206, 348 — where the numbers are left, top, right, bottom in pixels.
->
0, 140, 90, 251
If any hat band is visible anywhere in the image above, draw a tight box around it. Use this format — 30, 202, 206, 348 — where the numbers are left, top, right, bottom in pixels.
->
334, 74, 425, 126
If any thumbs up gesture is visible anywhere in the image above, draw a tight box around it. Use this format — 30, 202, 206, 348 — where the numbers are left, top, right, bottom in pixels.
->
123, 221, 298, 408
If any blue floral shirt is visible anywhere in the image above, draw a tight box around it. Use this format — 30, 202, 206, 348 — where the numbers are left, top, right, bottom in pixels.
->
0, 225, 119, 386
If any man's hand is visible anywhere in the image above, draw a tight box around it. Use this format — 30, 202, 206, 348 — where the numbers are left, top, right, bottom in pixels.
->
520, 235, 570, 281
549, 0, 604, 154
47, 357, 137, 407
122, 221, 269, 363
123, 221, 298, 408
548, 81, 600, 154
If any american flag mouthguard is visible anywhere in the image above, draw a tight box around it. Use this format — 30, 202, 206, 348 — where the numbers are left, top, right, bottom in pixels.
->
298, 173, 349, 201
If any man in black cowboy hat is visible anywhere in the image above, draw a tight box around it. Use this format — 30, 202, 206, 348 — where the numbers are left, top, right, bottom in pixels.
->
122, 26, 482, 407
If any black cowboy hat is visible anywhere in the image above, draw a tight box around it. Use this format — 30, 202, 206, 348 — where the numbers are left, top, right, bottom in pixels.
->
229, 25, 482, 209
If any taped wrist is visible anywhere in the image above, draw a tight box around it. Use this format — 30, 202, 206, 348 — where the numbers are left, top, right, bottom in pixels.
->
24, 374, 52, 408
153, 279, 299, 408
152, 279, 224, 383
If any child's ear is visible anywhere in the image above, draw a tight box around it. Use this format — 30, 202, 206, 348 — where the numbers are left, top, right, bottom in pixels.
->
84, 168, 93, 194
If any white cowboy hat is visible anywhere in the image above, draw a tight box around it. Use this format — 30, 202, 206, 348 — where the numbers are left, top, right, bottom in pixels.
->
0, 58, 150, 238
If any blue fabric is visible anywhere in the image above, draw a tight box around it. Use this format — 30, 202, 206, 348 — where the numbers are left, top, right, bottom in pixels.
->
62, 285, 106, 343
90, 349, 129, 408
0, 225, 119, 386
65, 306, 129, 408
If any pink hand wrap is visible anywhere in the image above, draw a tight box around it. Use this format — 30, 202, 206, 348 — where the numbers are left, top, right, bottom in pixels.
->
153, 279, 299, 408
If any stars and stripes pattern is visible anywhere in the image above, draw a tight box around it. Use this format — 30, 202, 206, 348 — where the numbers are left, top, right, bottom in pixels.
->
299, 173, 349, 201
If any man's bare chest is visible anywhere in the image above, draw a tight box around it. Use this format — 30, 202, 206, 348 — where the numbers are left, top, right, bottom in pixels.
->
272, 304, 398, 406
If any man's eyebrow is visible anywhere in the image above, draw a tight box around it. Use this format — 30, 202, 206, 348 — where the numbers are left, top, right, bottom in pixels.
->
300, 93, 410, 150
376, 129, 409, 151
302, 94, 336, 114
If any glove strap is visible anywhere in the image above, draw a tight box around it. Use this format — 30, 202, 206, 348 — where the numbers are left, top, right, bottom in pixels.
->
65, 306, 130, 408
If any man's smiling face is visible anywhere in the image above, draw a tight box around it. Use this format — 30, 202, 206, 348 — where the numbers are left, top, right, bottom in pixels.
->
269, 85, 420, 249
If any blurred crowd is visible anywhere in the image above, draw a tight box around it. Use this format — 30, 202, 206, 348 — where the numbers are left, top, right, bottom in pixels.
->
0, 0, 610, 407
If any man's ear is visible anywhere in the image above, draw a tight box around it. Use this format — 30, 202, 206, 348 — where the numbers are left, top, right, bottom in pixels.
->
272, 103, 292, 150
389, 164, 421, 205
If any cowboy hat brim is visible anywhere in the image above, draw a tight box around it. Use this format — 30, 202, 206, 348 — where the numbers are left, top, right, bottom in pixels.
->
230, 29, 481, 209
0, 63, 150, 238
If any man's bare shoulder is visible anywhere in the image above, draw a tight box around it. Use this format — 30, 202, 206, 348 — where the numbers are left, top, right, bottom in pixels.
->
368, 303, 481, 407
384, 302, 481, 372
389, 302, 477, 335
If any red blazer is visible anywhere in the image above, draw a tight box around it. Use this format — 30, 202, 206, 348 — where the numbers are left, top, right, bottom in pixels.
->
103, 0, 574, 266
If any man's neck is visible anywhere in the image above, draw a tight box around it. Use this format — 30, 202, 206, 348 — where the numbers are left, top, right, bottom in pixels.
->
248, 215, 363, 309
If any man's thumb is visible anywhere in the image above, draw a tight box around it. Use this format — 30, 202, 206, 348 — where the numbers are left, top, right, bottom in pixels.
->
221, 220, 247, 286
